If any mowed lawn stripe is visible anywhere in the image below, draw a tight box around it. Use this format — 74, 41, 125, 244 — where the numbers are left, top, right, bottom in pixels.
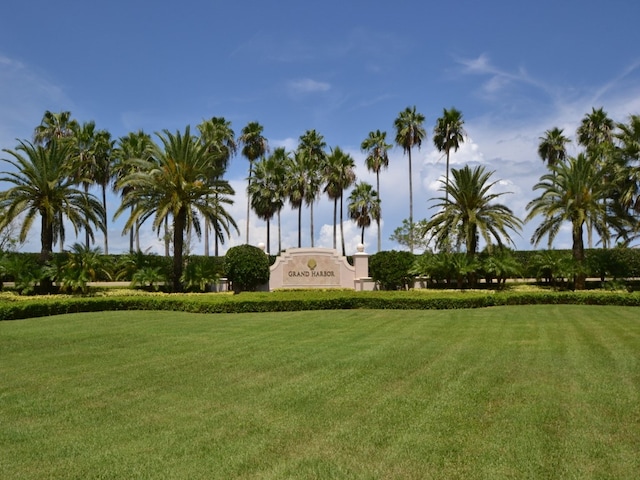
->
1, 306, 639, 479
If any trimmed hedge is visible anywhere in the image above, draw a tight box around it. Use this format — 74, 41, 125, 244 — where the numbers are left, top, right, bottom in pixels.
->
1, 290, 639, 321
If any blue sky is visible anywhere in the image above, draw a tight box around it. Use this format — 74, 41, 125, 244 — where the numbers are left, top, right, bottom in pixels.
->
2, 0, 640, 255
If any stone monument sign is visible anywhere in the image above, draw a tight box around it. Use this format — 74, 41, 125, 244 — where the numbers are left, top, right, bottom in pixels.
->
268, 247, 373, 290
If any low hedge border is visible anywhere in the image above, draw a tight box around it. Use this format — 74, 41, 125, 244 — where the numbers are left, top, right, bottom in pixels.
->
1, 290, 640, 321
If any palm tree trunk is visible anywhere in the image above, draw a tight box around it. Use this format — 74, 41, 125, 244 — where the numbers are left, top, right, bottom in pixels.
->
172, 208, 186, 292
277, 210, 282, 254
376, 172, 381, 252
204, 218, 210, 257
266, 218, 271, 254
246, 166, 252, 244
297, 206, 302, 248
102, 185, 109, 255
84, 184, 90, 250
310, 202, 315, 247
408, 149, 414, 253
573, 222, 586, 290
340, 193, 346, 256
332, 198, 338, 250
40, 214, 54, 292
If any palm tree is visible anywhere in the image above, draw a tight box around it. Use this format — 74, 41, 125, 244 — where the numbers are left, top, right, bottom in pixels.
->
0, 140, 105, 290
248, 154, 286, 254
113, 130, 154, 253
286, 151, 307, 248
525, 153, 631, 289
33, 110, 78, 147
422, 165, 522, 260
114, 127, 238, 291
577, 107, 615, 157
361, 129, 391, 251
266, 148, 289, 254
577, 108, 616, 247
298, 129, 327, 248
433, 108, 466, 206
324, 147, 356, 256
93, 129, 115, 254
394, 106, 426, 253
198, 116, 237, 256
538, 127, 570, 170
239, 121, 268, 244
70, 121, 99, 249
348, 182, 381, 245
616, 114, 640, 214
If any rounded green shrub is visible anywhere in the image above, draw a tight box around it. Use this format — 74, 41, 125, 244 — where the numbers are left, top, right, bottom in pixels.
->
369, 250, 416, 290
224, 244, 270, 292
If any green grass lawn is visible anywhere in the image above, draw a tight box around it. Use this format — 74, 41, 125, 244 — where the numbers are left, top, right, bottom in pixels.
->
1, 306, 639, 479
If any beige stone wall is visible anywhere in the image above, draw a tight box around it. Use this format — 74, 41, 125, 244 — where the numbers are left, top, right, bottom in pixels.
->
269, 247, 368, 290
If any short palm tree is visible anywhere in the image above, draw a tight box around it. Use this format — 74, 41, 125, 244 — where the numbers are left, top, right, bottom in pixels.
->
433, 108, 466, 206
324, 147, 356, 255
239, 121, 268, 244
114, 127, 237, 291
525, 153, 631, 289
348, 182, 381, 245
361, 129, 391, 252
394, 106, 426, 253
422, 165, 522, 259
538, 127, 570, 170
0, 140, 105, 290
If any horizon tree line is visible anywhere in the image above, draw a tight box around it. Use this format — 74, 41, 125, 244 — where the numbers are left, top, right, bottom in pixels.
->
1, 106, 639, 291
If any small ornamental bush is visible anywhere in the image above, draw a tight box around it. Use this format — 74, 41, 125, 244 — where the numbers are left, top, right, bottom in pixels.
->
369, 250, 416, 290
224, 244, 270, 292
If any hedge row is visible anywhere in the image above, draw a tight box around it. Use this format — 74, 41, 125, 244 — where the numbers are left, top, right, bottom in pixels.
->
2, 290, 639, 321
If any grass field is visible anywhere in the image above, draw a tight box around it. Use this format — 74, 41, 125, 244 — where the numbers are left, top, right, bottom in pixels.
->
1, 306, 639, 479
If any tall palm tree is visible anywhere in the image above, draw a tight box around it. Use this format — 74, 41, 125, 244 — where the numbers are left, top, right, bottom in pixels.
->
70, 121, 99, 249
348, 182, 381, 245
422, 165, 522, 259
577, 107, 615, 156
525, 153, 631, 289
33, 110, 78, 147
198, 116, 236, 256
298, 129, 327, 248
394, 106, 426, 253
115, 127, 237, 291
0, 140, 105, 290
248, 155, 285, 254
113, 130, 154, 253
266, 147, 289, 254
577, 108, 616, 247
239, 121, 268, 244
286, 151, 307, 248
93, 129, 115, 254
433, 108, 466, 206
615, 114, 640, 214
361, 129, 391, 252
538, 127, 570, 170
324, 147, 356, 256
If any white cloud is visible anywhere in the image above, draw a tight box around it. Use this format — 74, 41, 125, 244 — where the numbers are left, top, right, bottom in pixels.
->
287, 78, 331, 94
